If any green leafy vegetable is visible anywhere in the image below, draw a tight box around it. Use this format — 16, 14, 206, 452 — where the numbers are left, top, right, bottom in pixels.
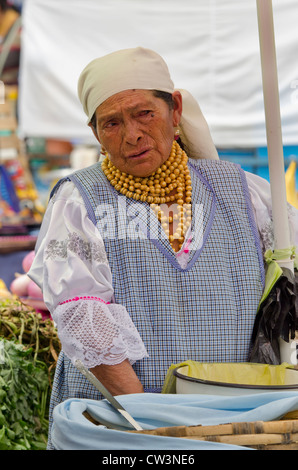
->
0, 339, 49, 450
0, 298, 61, 450
0, 298, 60, 377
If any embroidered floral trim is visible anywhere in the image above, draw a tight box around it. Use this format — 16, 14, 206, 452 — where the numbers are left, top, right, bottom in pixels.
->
259, 218, 274, 252
45, 232, 108, 264
258, 203, 296, 254
59, 296, 110, 305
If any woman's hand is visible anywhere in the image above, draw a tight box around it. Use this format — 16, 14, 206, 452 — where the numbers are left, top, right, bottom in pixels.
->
90, 359, 144, 396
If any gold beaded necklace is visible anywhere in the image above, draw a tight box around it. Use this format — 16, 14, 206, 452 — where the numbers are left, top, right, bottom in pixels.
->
101, 141, 192, 251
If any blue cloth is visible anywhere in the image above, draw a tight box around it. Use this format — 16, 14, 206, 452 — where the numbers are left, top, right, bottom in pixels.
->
51, 391, 298, 450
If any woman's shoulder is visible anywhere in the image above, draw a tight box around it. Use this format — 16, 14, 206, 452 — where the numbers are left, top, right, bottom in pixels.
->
49, 178, 84, 205
50, 162, 103, 201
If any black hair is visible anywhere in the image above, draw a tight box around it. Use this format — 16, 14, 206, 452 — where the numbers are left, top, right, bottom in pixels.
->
90, 112, 97, 132
152, 90, 174, 109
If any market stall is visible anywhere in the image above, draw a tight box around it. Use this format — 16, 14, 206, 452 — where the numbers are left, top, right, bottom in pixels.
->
1, 0, 298, 452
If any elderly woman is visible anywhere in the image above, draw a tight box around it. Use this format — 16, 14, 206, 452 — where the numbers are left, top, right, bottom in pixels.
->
29, 47, 297, 447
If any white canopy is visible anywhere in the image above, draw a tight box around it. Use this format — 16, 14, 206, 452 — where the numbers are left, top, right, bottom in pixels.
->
18, 0, 298, 148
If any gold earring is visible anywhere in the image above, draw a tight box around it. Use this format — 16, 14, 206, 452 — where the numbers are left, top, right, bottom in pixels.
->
100, 146, 109, 157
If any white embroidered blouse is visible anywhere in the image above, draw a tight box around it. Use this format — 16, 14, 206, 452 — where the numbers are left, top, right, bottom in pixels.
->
28, 171, 298, 369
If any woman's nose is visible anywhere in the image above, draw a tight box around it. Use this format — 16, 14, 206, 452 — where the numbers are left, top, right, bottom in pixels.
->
123, 119, 142, 145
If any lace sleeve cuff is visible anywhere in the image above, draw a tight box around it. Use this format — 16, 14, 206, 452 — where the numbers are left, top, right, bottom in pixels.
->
52, 297, 148, 369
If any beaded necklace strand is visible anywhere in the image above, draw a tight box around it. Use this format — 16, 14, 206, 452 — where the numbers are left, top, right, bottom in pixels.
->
101, 141, 192, 251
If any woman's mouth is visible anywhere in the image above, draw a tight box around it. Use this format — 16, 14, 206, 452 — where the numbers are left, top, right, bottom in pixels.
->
127, 148, 151, 159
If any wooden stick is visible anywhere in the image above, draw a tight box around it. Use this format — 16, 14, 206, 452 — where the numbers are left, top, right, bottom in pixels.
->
129, 420, 298, 449
130, 419, 298, 437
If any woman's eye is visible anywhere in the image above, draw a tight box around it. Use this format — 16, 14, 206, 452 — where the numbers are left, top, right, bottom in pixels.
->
104, 121, 118, 129
138, 110, 151, 117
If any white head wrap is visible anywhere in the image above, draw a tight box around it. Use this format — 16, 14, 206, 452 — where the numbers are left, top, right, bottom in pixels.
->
78, 47, 218, 160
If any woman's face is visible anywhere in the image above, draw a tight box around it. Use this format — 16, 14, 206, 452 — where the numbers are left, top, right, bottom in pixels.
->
91, 89, 182, 177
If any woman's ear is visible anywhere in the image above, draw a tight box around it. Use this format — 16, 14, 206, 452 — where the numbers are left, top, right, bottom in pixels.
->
171, 90, 183, 127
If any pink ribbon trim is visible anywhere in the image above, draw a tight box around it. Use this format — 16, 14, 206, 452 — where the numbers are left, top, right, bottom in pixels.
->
59, 296, 110, 305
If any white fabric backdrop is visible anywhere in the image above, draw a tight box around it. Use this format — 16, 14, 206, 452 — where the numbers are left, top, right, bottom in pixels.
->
18, 0, 298, 148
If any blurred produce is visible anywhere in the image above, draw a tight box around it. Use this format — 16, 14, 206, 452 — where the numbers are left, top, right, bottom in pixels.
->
0, 339, 50, 450
0, 297, 60, 377
0, 293, 61, 449
9, 250, 49, 317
